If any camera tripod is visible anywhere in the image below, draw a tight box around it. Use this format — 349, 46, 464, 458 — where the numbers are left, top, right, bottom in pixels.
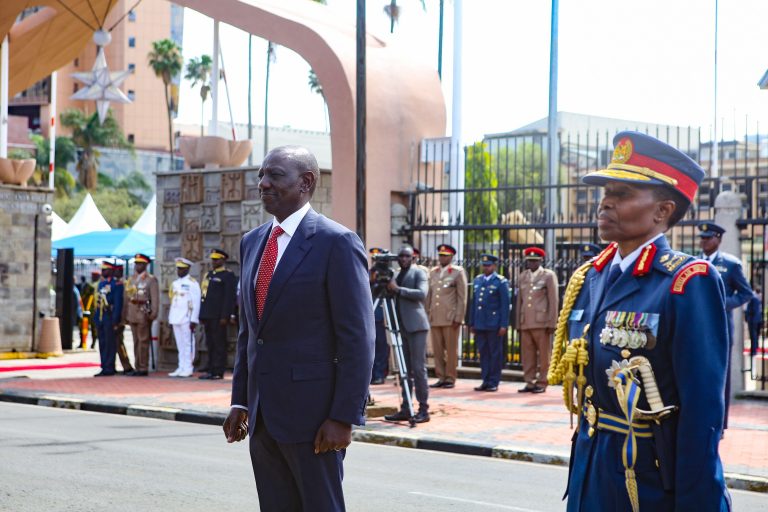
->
373, 290, 417, 428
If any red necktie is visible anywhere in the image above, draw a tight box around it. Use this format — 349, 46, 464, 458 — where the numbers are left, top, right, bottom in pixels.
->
255, 226, 284, 319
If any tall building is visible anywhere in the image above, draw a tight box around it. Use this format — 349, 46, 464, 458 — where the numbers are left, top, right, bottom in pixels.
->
11, 1, 183, 153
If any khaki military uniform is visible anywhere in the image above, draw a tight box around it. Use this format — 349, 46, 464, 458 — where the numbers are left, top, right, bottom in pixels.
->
425, 264, 468, 383
515, 266, 558, 388
122, 271, 159, 372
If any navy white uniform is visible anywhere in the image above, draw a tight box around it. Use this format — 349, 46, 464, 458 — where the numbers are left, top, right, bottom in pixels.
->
168, 258, 201, 377
468, 263, 510, 389
557, 132, 731, 511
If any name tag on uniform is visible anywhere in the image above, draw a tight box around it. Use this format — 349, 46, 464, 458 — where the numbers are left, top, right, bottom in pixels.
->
569, 309, 584, 321
181, 284, 190, 291
212, 277, 222, 282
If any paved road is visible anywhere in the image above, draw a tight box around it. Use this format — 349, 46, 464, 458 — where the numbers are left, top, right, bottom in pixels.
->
1, 403, 764, 511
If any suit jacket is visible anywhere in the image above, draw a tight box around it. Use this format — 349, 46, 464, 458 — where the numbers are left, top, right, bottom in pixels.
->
394, 265, 430, 333
516, 267, 558, 330
425, 264, 468, 326
230, 208, 375, 444
565, 236, 729, 511
200, 268, 238, 320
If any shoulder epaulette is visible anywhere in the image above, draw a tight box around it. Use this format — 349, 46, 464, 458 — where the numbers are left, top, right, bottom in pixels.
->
592, 242, 618, 272
656, 251, 693, 274
670, 261, 710, 295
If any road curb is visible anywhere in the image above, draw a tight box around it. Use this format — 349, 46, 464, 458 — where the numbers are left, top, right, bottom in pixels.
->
2, 389, 767, 494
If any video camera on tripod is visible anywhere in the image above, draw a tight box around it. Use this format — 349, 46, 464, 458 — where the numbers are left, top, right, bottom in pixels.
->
370, 250, 399, 298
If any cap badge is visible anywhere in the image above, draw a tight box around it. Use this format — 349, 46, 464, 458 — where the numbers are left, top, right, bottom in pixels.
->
611, 137, 633, 164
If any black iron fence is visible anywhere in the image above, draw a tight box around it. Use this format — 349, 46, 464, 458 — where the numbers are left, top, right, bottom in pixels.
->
407, 125, 767, 387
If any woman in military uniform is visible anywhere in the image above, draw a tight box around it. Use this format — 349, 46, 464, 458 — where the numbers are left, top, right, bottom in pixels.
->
551, 132, 731, 511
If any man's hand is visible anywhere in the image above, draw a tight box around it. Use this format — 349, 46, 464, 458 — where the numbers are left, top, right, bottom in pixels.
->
386, 280, 400, 293
223, 408, 248, 443
498, 327, 508, 337
451, 321, 461, 329
219, 318, 228, 326
313, 418, 352, 454
190, 322, 197, 332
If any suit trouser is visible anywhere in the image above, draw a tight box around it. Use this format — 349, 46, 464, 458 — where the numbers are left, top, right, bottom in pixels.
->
96, 320, 116, 373
371, 320, 390, 380
476, 329, 503, 387
431, 324, 460, 383
129, 320, 152, 372
520, 328, 551, 388
114, 324, 133, 372
249, 410, 345, 512
203, 319, 228, 376
400, 328, 429, 412
171, 323, 194, 374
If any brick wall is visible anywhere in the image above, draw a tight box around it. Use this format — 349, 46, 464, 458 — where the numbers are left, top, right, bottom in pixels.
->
154, 166, 332, 369
0, 185, 54, 352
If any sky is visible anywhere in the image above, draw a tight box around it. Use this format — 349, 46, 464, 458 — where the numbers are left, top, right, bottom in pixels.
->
175, 0, 768, 144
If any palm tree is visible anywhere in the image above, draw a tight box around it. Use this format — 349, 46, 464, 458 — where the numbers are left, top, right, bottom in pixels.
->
184, 55, 213, 136
60, 108, 131, 190
148, 38, 183, 169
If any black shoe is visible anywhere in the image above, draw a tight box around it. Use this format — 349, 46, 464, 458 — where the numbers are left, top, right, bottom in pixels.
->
199, 373, 223, 380
384, 410, 411, 422
93, 371, 115, 377
441, 381, 455, 389
485, 386, 498, 392
429, 380, 445, 388
124, 370, 136, 376
414, 410, 430, 423
518, 386, 535, 393
370, 378, 385, 385
531, 386, 546, 394
474, 384, 488, 391
130, 370, 148, 377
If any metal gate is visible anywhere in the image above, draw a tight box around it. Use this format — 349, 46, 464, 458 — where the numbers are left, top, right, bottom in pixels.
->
407, 125, 767, 379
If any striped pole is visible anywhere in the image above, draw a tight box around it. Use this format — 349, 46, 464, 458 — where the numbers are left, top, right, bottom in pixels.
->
48, 72, 57, 189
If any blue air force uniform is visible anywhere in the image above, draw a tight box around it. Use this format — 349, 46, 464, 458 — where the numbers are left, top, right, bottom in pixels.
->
93, 266, 123, 375
468, 255, 510, 389
555, 132, 731, 511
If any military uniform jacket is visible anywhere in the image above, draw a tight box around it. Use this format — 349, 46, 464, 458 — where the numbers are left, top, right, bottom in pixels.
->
702, 251, 752, 312
122, 272, 159, 324
565, 236, 730, 511
94, 277, 123, 326
468, 273, 510, 331
199, 267, 237, 320
425, 264, 468, 326
516, 267, 558, 330
168, 275, 201, 325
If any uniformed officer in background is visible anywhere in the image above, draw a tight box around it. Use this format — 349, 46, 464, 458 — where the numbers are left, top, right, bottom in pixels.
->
426, 244, 468, 389
112, 264, 134, 374
168, 257, 201, 378
580, 243, 602, 262
81, 270, 100, 350
369, 247, 390, 385
551, 131, 730, 511
468, 254, 510, 392
122, 253, 159, 376
698, 221, 753, 429
516, 247, 559, 393
199, 248, 237, 380
93, 261, 122, 377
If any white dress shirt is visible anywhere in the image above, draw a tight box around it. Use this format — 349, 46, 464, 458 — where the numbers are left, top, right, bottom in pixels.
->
252, 202, 311, 288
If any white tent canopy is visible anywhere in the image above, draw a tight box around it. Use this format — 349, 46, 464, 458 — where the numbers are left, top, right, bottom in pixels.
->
51, 211, 69, 241
131, 194, 156, 235
64, 193, 111, 238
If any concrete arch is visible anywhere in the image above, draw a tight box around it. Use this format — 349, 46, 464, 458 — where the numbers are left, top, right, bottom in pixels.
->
2, 0, 446, 247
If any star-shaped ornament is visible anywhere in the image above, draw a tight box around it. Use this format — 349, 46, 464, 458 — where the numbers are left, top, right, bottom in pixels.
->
71, 30, 132, 124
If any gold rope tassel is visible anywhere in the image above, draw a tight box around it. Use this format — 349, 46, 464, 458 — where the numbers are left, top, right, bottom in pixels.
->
625, 468, 640, 512
549, 262, 593, 420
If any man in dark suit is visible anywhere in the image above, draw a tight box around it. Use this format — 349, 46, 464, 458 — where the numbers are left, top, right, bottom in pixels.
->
223, 146, 374, 511
383, 245, 431, 423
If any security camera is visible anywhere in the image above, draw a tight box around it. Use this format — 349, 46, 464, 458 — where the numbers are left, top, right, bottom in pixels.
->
759, 69, 768, 90
41, 204, 53, 215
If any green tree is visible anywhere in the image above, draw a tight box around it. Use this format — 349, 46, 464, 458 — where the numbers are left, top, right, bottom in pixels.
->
60, 108, 131, 190
148, 38, 183, 167
494, 141, 546, 218
28, 134, 78, 194
184, 54, 212, 136
54, 187, 145, 228
464, 142, 499, 243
